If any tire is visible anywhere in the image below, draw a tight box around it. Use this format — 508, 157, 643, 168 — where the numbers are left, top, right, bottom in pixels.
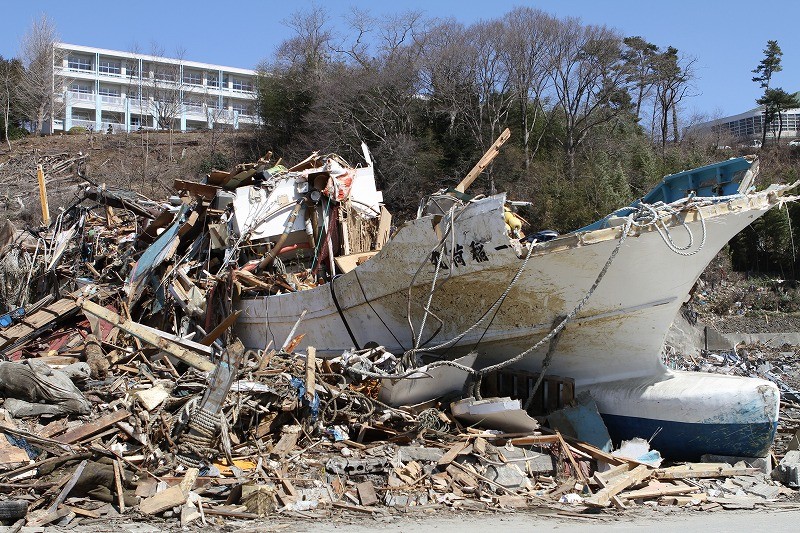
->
0, 500, 28, 520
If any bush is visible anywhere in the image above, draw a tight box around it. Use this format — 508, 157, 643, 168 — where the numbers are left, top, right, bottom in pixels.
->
198, 152, 230, 174
68, 126, 88, 135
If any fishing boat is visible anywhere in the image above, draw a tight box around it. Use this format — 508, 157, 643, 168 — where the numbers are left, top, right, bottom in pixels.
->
231, 150, 794, 459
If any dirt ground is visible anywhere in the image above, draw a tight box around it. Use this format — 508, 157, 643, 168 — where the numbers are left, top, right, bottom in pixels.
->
34, 506, 800, 533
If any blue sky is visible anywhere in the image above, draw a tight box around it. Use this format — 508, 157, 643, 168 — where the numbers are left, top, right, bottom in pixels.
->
1, 0, 797, 118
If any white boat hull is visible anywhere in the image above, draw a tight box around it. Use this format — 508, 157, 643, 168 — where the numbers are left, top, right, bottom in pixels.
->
235, 188, 788, 457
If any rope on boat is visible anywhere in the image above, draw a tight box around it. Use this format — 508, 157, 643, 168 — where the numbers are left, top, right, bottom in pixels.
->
345, 196, 718, 382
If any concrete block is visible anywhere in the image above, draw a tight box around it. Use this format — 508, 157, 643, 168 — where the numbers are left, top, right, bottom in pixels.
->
399, 446, 444, 463
772, 450, 800, 488
701, 453, 771, 476
744, 483, 781, 499
484, 463, 527, 488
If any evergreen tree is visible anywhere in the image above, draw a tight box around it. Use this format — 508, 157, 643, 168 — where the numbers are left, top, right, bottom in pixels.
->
752, 40, 784, 146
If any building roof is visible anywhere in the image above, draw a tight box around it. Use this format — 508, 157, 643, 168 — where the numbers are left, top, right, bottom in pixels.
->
57, 42, 256, 76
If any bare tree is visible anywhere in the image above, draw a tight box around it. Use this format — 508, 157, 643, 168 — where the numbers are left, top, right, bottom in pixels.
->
0, 56, 23, 149
418, 20, 474, 135
652, 46, 694, 153
16, 14, 64, 134
500, 7, 557, 170
420, 19, 515, 191
549, 19, 629, 181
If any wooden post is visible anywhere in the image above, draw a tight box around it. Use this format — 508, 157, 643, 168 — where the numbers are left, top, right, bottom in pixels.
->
454, 128, 511, 193
305, 346, 316, 402
37, 164, 50, 226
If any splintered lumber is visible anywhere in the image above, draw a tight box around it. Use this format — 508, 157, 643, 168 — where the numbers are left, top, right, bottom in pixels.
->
113, 459, 126, 513
592, 468, 629, 510
55, 410, 130, 444
0, 298, 79, 351
654, 463, 760, 480
140, 468, 198, 515
622, 481, 698, 500
556, 430, 590, 488
454, 128, 511, 193
584, 465, 651, 508
140, 485, 187, 515
78, 299, 214, 372
37, 164, 50, 227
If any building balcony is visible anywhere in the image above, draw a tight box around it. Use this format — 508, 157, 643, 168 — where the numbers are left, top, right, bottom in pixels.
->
67, 91, 95, 103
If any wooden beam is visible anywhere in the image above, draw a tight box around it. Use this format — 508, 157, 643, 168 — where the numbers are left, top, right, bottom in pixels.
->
199, 310, 241, 346
173, 179, 220, 199
79, 299, 215, 372
54, 410, 130, 444
454, 128, 511, 193
654, 464, 760, 480
305, 347, 316, 402
37, 164, 50, 226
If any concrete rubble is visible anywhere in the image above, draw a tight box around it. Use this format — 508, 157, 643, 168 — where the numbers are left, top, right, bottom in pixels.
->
0, 150, 797, 528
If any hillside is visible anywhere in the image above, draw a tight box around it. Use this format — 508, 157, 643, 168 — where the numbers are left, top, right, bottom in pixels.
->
0, 130, 266, 224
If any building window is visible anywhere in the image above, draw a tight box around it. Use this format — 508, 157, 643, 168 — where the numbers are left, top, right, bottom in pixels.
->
231, 78, 253, 92
154, 69, 177, 82
99, 59, 121, 75
98, 86, 121, 97
68, 55, 92, 71
70, 83, 92, 94
184, 98, 203, 109
126, 62, 139, 77
231, 101, 250, 115
183, 71, 202, 85
207, 99, 220, 109
207, 74, 219, 88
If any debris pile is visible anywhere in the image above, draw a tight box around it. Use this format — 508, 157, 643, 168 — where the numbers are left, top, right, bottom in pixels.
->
0, 149, 797, 528
0, 150, 89, 221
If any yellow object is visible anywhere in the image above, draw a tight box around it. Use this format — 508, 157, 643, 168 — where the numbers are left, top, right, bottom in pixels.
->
504, 206, 523, 237
213, 459, 258, 476
37, 164, 50, 226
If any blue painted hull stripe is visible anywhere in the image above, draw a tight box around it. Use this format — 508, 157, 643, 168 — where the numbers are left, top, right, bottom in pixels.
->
601, 413, 777, 460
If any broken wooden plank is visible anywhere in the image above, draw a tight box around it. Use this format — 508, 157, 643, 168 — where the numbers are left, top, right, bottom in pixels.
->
592, 471, 626, 510
654, 463, 760, 480
140, 484, 188, 515
54, 410, 129, 444
622, 481, 698, 500
555, 430, 591, 489
78, 299, 214, 372
584, 465, 651, 508
113, 459, 125, 513
438, 441, 469, 467
173, 179, 220, 199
